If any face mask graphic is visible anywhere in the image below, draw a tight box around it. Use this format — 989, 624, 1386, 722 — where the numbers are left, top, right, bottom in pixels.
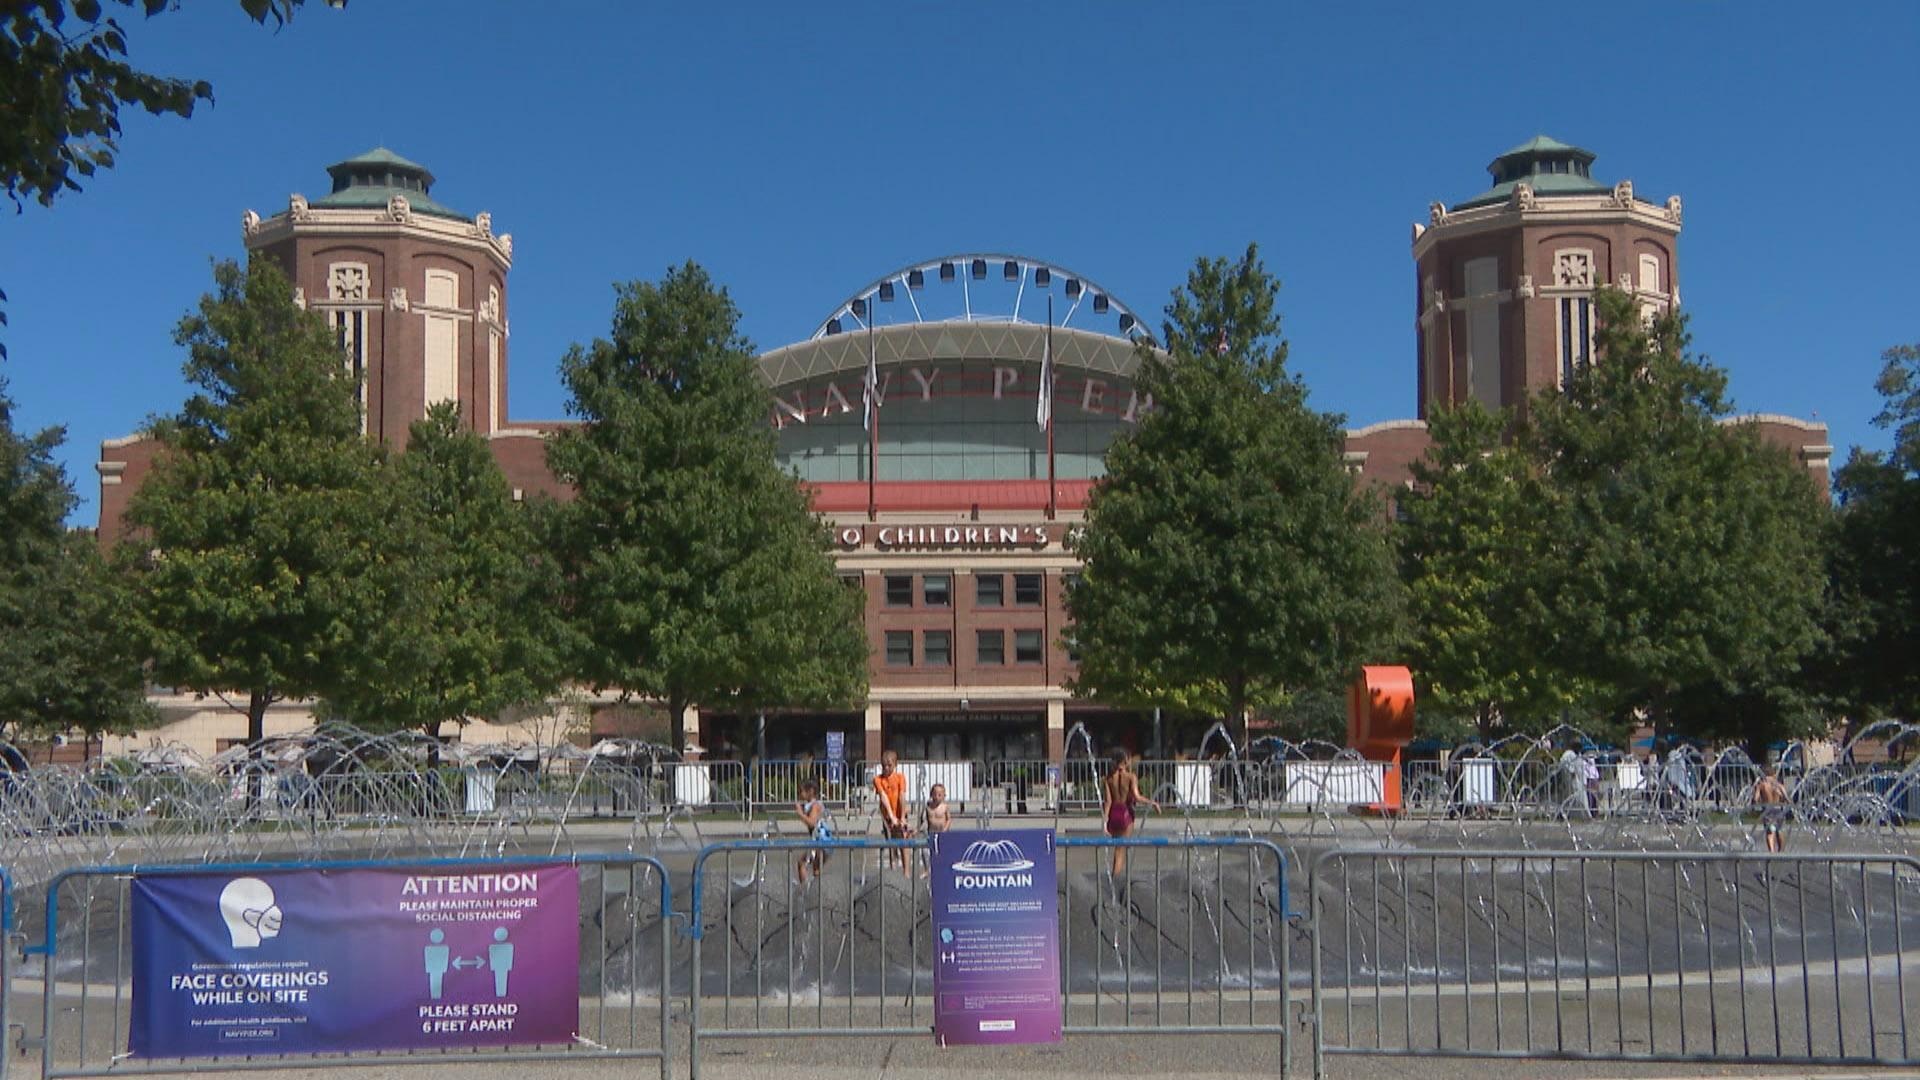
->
219, 877, 284, 949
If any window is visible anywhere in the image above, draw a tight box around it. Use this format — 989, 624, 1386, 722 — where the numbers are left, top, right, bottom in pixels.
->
923, 574, 951, 607
1558, 296, 1593, 385
923, 630, 951, 667
885, 631, 914, 666
1638, 254, 1660, 294
884, 575, 913, 606
1014, 629, 1044, 664
1461, 257, 1502, 409
1014, 573, 1043, 606
976, 630, 1005, 666
976, 574, 1005, 607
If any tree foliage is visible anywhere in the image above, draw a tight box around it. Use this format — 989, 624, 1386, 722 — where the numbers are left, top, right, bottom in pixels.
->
547, 262, 867, 749
1523, 289, 1829, 749
119, 255, 382, 744
0, 380, 151, 736
1067, 245, 1404, 741
1399, 400, 1587, 738
320, 403, 562, 740
1, 0, 306, 211
1818, 341, 1920, 726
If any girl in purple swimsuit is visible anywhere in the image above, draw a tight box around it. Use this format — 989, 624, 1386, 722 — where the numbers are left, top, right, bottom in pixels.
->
1102, 749, 1160, 877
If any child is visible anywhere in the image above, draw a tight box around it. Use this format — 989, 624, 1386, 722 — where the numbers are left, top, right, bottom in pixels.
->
872, 750, 912, 871
923, 782, 953, 835
796, 778, 832, 884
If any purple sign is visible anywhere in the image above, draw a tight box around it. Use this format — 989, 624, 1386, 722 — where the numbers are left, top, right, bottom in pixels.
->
130, 864, 579, 1058
929, 828, 1062, 1045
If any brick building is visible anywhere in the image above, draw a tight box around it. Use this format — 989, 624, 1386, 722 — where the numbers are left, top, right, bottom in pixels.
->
95, 139, 1830, 762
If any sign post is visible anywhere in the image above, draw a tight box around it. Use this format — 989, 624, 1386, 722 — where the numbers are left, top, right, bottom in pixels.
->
130, 863, 579, 1059
928, 828, 1062, 1045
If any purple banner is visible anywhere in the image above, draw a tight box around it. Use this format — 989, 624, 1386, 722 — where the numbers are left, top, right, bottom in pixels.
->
130, 864, 579, 1058
929, 828, 1062, 1045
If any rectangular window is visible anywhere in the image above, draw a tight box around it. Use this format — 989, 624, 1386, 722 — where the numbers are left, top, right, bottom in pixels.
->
923, 630, 951, 667
1014, 573, 1044, 606
923, 574, 951, 607
884, 575, 913, 607
885, 631, 914, 666
976, 574, 1005, 607
1559, 296, 1593, 385
976, 629, 1005, 666
1462, 257, 1502, 409
1014, 629, 1044, 664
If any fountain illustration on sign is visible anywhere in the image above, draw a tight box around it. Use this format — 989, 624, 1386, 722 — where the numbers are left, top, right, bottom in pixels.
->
950, 838, 1034, 874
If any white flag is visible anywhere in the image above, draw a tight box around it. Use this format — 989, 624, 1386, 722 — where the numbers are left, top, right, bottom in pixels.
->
862, 326, 879, 431
1036, 326, 1053, 429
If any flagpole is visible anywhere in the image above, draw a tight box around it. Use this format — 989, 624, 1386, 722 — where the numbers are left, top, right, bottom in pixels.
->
867, 309, 878, 522
1046, 294, 1057, 521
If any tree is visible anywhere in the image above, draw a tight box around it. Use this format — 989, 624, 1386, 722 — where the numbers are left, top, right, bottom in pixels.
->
1398, 400, 1589, 740
2, 1, 311, 210
1525, 289, 1829, 753
119, 255, 382, 747
1066, 245, 1404, 748
546, 262, 867, 751
1816, 341, 1920, 726
0, 380, 152, 736
321, 404, 562, 746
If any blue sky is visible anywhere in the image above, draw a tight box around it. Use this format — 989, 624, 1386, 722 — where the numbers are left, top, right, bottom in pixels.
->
4, 2, 1916, 527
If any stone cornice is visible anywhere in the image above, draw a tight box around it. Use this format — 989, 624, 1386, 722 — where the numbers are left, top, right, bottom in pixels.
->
1413, 193, 1681, 262
244, 204, 513, 269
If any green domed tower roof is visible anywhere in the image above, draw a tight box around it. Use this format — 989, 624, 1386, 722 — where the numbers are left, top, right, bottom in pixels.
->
310, 147, 468, 220
1452, 134, 1609, 210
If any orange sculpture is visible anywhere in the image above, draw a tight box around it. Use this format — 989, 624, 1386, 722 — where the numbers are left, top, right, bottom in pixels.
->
1347, 665, 1415, 813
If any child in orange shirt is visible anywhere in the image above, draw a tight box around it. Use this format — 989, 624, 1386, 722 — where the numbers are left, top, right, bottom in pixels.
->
873, 750, 912, 871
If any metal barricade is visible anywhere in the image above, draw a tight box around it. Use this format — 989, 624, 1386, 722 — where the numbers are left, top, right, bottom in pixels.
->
749, 760, 863, 814
28, 853, 673, 1078
1309, 848, 1920, 1078
685, 835, 1293, 1078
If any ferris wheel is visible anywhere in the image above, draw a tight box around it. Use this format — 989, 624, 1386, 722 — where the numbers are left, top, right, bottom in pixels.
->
810, 254, 1153, 344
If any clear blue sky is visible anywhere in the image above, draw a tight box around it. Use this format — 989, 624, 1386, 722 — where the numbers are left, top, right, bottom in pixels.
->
4, 2, 1916, 527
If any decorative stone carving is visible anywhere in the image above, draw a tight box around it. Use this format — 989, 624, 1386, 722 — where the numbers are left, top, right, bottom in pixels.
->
479, 285, 501, 327
292, 287, 306, 311
386, 194, 411, 223
1411, 222, 1426, 242
1515, 274, 1535, 299
289, 193, 310, 222
1665, 194, 1683, 223
1428, 288, 1447, 314
328, 264, 369, 302
1618, 272, 1635, 291
1428, 201, 1449, 228
390, 286, 409, 312
1510, 182, 1536, 211
1554, 250, 1595, 289
474, 211, 492, 237
1612, 179, 1634, 208
499, 233, 513, 259
242, 209, 261, 238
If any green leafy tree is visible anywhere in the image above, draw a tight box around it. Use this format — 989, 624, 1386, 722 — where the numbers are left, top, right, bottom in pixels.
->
1399, 400, 1589, 740
2, 0, 311, 210
119, 255, 382, 747
1816, 341, 1920, 726
547, 262, 867, 751
1067, 245, 1404, 748
320, 403, 562, 747
1525, 289, 1829, 753
0, 381, 152, 736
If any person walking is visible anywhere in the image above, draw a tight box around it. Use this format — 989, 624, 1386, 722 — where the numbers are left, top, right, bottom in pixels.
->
1102, 749, 1159, 878
1754, 765, 1790, 853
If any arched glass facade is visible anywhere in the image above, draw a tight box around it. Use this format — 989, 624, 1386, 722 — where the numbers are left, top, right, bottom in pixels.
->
772, 357, 1146, 483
